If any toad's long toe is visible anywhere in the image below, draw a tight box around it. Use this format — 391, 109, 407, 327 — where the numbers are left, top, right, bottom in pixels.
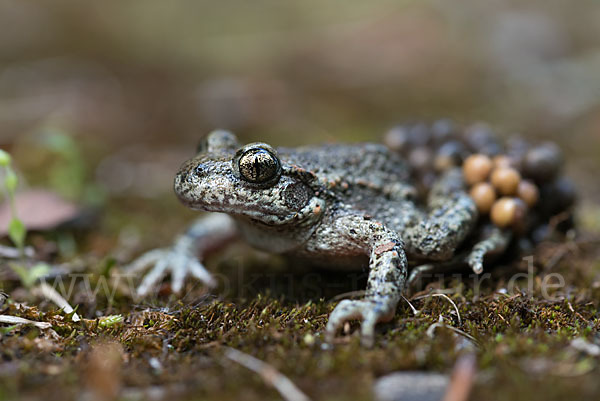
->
127, 237, 217, 297
325, 299, 395, 347
467, 226, 512, 274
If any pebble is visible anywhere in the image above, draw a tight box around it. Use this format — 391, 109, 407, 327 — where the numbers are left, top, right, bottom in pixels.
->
409, 147, 433, 172
531, 224, 550, 243
505, 136, 530, 169
479, 142, 503, 156
407, 123, 431, 147
434, 141, 466, 171
465, 123, 499, 152
383, 126, 410, 153
539, 177, 576, 215
523, 142, 563, 182
373, 371, 449, 401
431, 119, 456, 144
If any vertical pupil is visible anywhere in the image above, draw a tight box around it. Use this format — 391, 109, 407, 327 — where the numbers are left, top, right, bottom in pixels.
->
253, 156, 262, 180
240, 149, 278, 183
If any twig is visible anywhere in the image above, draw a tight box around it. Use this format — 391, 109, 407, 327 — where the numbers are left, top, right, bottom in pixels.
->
566, 301, 588, 322
0, 314, 52, 329
0, 244, 35, 259
224, 347, 312, 401
544, 246, 569, 271
401, 295, 419, 316
32, 282, 80, 322
413, 293, 462, 325
426, 317, 480, 347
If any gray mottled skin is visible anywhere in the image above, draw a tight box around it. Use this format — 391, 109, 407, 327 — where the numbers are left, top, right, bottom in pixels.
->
129, 130, 510, 346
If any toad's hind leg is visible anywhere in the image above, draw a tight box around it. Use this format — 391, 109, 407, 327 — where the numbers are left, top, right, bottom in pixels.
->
404, 168, 479, 260
407, 225, 513, 288
407, 255, 466, 289
467, 225, 512, 274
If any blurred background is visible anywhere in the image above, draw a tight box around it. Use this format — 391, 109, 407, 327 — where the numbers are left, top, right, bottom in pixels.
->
1, 0, 600, 216
1, 4, 600, 400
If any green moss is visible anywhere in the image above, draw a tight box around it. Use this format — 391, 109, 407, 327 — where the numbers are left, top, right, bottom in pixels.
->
1, 226, 599, 401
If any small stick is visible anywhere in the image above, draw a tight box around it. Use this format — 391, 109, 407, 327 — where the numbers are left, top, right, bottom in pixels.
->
401, 295, 420, 316
0, 314, 52, 329
0, 245, 35, 259
426, 317, 480, 346
33, 282, 80, 322
224, 347, 312, 401
413, 293, 462, 325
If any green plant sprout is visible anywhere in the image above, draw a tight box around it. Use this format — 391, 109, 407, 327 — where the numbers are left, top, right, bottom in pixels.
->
98, 314, 124, 328
41, 130, 87, 201
38, 128, 106, 206
0, 148, 79, 322
0, 149, 26, 257
0, 149, 51, 286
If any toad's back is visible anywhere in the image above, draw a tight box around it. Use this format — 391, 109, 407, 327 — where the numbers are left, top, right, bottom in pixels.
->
277, 143, 421, 233
277, 143, 413, 194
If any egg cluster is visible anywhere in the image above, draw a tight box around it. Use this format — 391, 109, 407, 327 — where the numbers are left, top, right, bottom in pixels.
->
463, 154, 535, 229
384, 120, 575, 238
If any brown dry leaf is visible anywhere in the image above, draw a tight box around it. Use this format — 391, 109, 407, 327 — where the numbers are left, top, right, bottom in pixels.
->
0, 189, 80, 235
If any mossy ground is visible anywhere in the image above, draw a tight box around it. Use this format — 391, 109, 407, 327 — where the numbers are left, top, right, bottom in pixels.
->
1, 227, 599, 401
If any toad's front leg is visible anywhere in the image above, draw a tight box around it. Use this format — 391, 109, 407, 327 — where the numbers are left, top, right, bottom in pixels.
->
319, 215, 407, 347
126, 213, 237, 296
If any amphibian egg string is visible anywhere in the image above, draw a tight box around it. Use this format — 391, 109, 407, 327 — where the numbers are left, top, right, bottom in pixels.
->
460, 148, 574, 233
464, 152, 539, 230
382, 121, 574, 235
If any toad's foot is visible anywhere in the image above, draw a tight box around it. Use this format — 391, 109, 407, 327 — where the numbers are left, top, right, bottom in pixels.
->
126, 213, 237, 297
126, 235, 216, 296
325, 298, 396, 347
467, 225, 512, 274
408, 226, 513, 288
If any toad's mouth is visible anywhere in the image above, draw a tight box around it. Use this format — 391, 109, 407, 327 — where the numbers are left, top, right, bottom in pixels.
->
177, 186, 326, 228
182, 199, 322, 227
186, 200, 289, 220
174, 180, 295, 223
174, 161, 326, 227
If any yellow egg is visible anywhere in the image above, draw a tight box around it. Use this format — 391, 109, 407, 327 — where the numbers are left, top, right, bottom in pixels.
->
493, 155, 514, 168
491, 197, 526, 228
470, 182, 497, 214
463, 154, 493, 185
517, 180, 540, 207
491, 167, 521, 196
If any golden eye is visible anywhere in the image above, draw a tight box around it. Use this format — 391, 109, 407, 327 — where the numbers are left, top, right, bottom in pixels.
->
238, 148, 281, 184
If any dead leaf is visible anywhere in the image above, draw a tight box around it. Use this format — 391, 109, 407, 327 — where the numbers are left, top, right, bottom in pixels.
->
0, 189, 81, 235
